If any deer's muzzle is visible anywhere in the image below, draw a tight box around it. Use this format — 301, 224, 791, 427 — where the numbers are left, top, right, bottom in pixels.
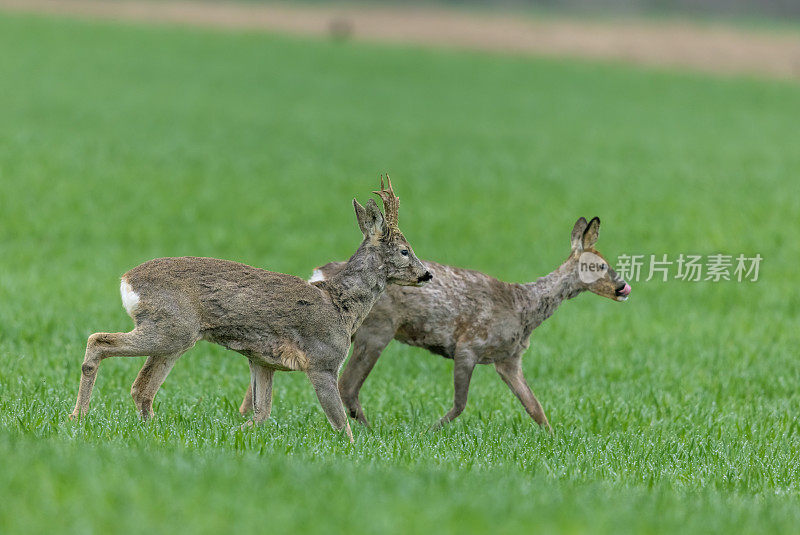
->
418, 271, 433, 283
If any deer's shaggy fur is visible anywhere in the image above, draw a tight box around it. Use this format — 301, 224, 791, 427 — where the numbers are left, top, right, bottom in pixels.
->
241, 217, 630, 430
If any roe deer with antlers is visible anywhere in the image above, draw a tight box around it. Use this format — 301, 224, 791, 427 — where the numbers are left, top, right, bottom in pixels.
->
241, 216, 629, 431
70, 178, 431, 441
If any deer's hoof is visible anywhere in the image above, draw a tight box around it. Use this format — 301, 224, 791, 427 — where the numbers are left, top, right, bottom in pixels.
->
427, 420, 446, 433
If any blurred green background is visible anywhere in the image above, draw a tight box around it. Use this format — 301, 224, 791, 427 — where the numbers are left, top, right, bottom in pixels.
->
0, 6, 799, 535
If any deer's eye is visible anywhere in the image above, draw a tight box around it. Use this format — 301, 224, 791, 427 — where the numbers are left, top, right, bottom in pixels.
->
400, 249, 409, 257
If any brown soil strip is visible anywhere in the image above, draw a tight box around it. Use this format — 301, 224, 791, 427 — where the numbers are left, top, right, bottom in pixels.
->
2, 0, 800, 80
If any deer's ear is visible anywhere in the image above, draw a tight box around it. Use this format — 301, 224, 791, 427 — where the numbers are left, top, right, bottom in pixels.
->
571, 217, 588, 251
353, 199, 368, 236
353, 198, 385, 240
582, 217, 600, 249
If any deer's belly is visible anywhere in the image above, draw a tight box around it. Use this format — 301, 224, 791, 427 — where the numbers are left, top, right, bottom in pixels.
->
394, 325, 456, 359
202, 330, 310, 371
248, 343, 310, 371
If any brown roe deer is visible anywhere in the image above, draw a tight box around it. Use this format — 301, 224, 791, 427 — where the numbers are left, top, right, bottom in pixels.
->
71, 178, 431, 441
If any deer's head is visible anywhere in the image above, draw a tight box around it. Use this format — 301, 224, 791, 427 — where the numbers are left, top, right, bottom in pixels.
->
353, 176, 432, 286
568, 217, 631, 302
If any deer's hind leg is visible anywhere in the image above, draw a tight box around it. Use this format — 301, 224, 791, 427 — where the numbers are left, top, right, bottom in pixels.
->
495, 355, 551, 432
130, 353, 183, 420
71, 322, 198, 420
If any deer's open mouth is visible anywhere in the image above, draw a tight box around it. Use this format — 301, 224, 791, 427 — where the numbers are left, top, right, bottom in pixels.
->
615, 283, 631, 302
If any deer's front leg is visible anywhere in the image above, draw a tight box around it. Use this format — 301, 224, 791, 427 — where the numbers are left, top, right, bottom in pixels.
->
338, 323, 394, 427
239, 382, 253, 416
435, 347, 478, 428
495, 356, 551, 432
307, 369, 354, 443
249, 360, 274, 425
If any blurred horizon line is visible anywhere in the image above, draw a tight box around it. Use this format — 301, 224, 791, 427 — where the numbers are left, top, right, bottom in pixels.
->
1, 0, 799, 80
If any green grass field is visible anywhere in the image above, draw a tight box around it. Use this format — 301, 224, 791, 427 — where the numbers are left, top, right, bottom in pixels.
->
1, 12, 799, 534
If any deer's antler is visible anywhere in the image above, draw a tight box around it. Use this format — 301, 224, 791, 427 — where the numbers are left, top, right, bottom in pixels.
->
373, 174, 400, 236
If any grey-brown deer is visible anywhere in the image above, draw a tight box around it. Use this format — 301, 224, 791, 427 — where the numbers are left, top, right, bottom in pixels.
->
70, 177, 431, 441
240, 216, 629, 431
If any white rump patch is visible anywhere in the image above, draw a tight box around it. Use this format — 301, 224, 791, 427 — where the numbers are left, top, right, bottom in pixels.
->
120, 278, 140, 316
308, 268, 326, 283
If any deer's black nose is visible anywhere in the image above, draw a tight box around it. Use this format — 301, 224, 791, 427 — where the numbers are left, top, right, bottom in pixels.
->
418, 271, 433, 283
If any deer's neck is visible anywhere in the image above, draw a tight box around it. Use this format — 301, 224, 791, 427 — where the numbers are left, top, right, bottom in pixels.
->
324, 242, 387, 334
520, 262, 583, 330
